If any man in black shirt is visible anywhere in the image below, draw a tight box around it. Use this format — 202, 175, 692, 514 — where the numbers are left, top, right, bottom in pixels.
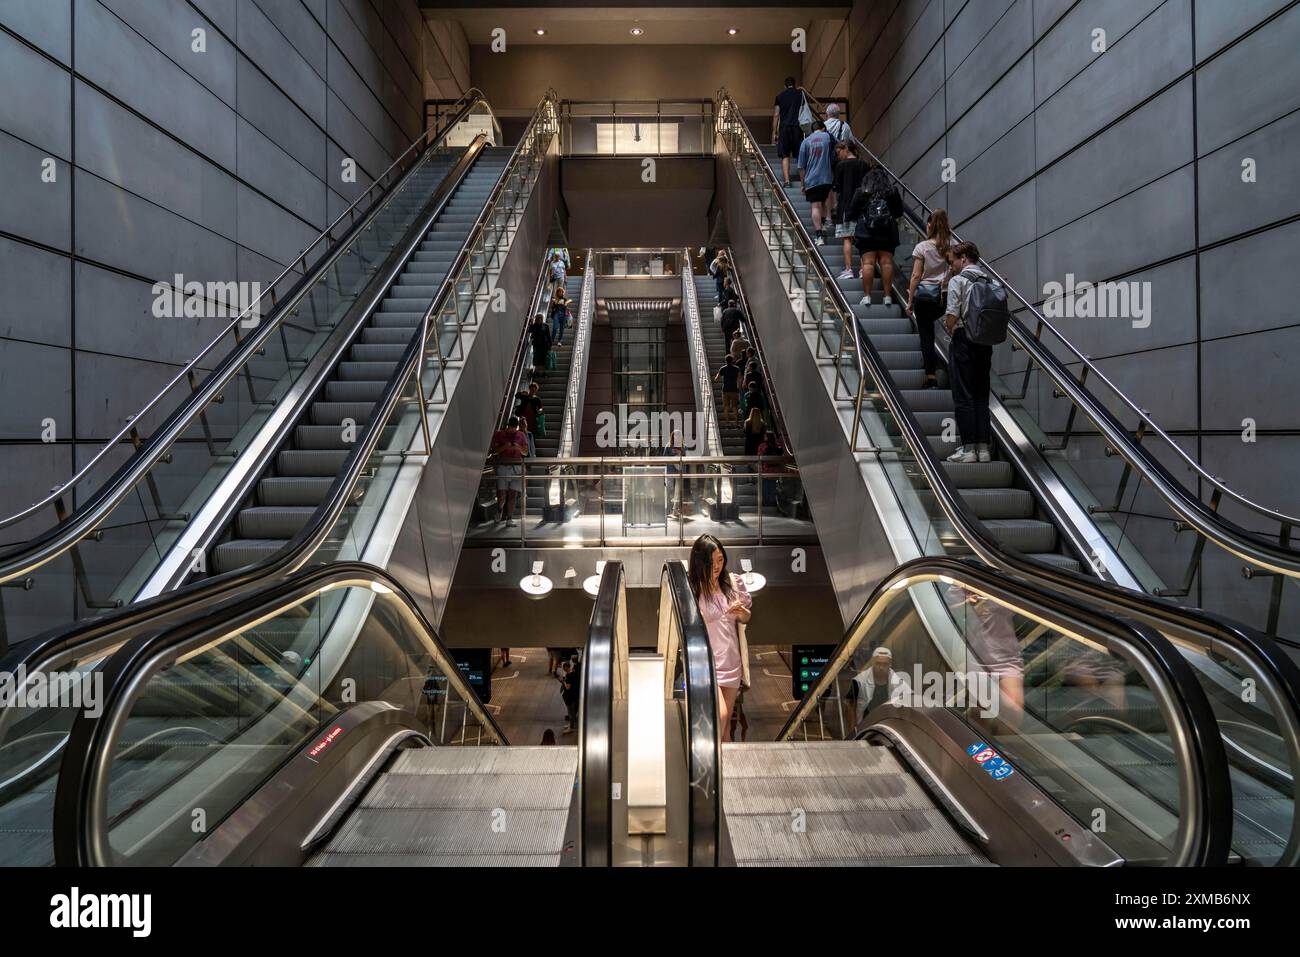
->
715, 355, 742, 424
772, 76, 805, 188
720, 299, 745, 345
831, 141, 871, 279
528, 313, 551, 376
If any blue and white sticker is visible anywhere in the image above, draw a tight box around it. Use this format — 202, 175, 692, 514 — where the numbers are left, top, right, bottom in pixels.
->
968, 742, 1015, 780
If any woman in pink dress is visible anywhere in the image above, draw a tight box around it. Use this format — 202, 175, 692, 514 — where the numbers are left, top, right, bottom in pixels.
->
688, 535, 752, 742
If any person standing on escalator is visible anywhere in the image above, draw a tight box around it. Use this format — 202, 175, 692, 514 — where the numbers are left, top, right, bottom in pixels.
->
772, 76, 805, 189
797, 121, 835, 246
905, 208, 953, 390
689, 535, 752, 743
529, 312, 552, 378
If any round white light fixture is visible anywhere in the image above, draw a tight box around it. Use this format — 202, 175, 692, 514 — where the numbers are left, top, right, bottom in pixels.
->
727, 27, 738, 35
629, 26, 644, 36
740, 558, 766, 593
535, 28, 546, 36
520, 560, 553, 598
582, 560, 608, 598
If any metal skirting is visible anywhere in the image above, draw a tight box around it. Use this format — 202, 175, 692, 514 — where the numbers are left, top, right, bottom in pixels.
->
307, 746, 577, 867
720, 742, 989, 866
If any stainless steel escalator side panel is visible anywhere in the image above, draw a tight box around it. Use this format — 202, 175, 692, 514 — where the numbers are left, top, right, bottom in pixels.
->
714, 147, 903, 627
866, 704, 1123, 867
176, 701, 429, 867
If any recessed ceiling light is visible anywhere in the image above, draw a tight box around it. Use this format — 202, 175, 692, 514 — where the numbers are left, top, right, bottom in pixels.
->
535, 28, 546, 36
629, 26, 644, 36
728, 28, 738, 35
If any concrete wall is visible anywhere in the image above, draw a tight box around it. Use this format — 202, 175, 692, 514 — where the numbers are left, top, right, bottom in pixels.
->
847, 0, 1300, 624
0, 0, 429, 540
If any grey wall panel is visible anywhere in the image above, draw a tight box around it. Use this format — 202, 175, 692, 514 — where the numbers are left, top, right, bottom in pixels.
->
236, 0, 325, 126
0, 131, 70, 251
0, 28, 72, 158
1035, 80, 1194, 236
0, 236, 71, 349
1200, 218, 1299, 341
325, 88, 390, 182
954, 181, 1035, 260
1199, 324, 1300, 432
75, 172, 237, 283
1036, 167, 1195, 284
946, 0, 1032, 121
0, 340, 71, 440
77, 0, 237, 171
946, 115, 1033, 224
945, 0, 1015, 78
945, 54, 1033, 167
235, 184, 320, 268
885, 86, 946, 173
72, 262, 229, 369
1032, 0, 1165, 106
254, 0, 327, 75
74, 82, 238, 241
191, 0, 236, 37
1194, 0, 1292, 62
98, 0, 238, 106
0, 0, 71, 63
1032, 0, 1075, 39
235, 53, 327, 181
890, 42, 945, 135
1195, 1, 1300, 156
1034, 0, 1191, 165
235, 117, 327, 228
1197, 108, 1300, 245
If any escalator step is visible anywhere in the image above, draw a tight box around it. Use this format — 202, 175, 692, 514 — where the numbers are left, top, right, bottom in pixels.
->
310, 402, 374, 426
985, 518, 1058, 553
257, 476, 335, 507
236, 507, 314, 539
277, 449, 350, 476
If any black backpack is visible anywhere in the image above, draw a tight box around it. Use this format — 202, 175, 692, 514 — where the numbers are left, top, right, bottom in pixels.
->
865, 192, 893, 233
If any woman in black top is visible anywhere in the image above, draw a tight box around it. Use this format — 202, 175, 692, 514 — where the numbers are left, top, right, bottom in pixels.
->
743, 408, 765, 456
847, 165, 904, 308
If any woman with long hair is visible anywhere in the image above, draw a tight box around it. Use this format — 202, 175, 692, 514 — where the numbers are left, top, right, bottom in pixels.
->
688, 534, 752, 741
743, 407, 766, 457
905, 208, 952, 388
847, 164, 904, 309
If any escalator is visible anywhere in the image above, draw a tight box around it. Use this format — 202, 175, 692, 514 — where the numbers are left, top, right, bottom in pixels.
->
0, 90, 564, 865
663, 557, 1236, 866
48, 561, 628, 867
714, 92, 1300, 864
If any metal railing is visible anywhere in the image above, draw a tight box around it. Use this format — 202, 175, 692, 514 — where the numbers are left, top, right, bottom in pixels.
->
680, 255, 723, 460
580, 560, 627, 867
797, 87, 1300, 631
470, 454, 809, 547
558, 253, 597, 460
722, 247, 793, 450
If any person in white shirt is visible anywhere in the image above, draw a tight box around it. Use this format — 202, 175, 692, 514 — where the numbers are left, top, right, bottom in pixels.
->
943, 241, 996, 464
823, 102, 853, 146
848, 646, 912, 728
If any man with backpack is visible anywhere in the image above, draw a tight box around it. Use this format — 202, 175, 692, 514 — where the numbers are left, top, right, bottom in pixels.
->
943, 241, 1010, 465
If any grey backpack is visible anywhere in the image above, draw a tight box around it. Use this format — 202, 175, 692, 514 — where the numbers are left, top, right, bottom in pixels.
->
962, 271, 1010, 346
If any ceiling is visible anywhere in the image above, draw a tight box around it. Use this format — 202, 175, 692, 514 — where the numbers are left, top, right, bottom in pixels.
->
420, 5, 849, 45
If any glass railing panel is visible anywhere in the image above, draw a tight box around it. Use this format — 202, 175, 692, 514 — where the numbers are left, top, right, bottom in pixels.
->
90, 578, 495, 866
788, 576, 1188, 864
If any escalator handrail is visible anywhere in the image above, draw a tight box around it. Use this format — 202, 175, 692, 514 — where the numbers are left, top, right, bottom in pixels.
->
775, 554, 1233, 866
557, 253, 596, 459
796, 87, 1300, 573
0, 89, 494, 583
51, 561, 506, 867
497, 240, 565, 431
0, 93, 558, 741
579, 560, 623, 867
0, 134, 493, 686
660, 561, 722, 867
713, 91, 1300, 790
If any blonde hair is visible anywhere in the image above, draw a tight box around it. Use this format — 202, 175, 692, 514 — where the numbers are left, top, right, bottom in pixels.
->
927, 209, 952, 259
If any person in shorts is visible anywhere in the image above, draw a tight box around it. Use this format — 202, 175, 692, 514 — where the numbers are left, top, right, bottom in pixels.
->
797, 121, 835, 245
715, 355, 741, 424
831, 140, 870, 279
772, 76, 805, 187
847, 164, 904, 306
490, 416, 529, 527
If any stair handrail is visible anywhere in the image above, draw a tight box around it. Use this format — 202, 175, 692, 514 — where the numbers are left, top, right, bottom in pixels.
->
558, 252, 596, 459
797, 87, 1300, 577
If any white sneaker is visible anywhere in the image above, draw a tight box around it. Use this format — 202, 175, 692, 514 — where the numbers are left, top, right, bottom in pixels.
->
837, 269, 854, 280
859, 294, 873, 306
814, 234, 825, 246
882, 296, 894, 306
947, 446, 977, 464
977, 444, 992, 463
